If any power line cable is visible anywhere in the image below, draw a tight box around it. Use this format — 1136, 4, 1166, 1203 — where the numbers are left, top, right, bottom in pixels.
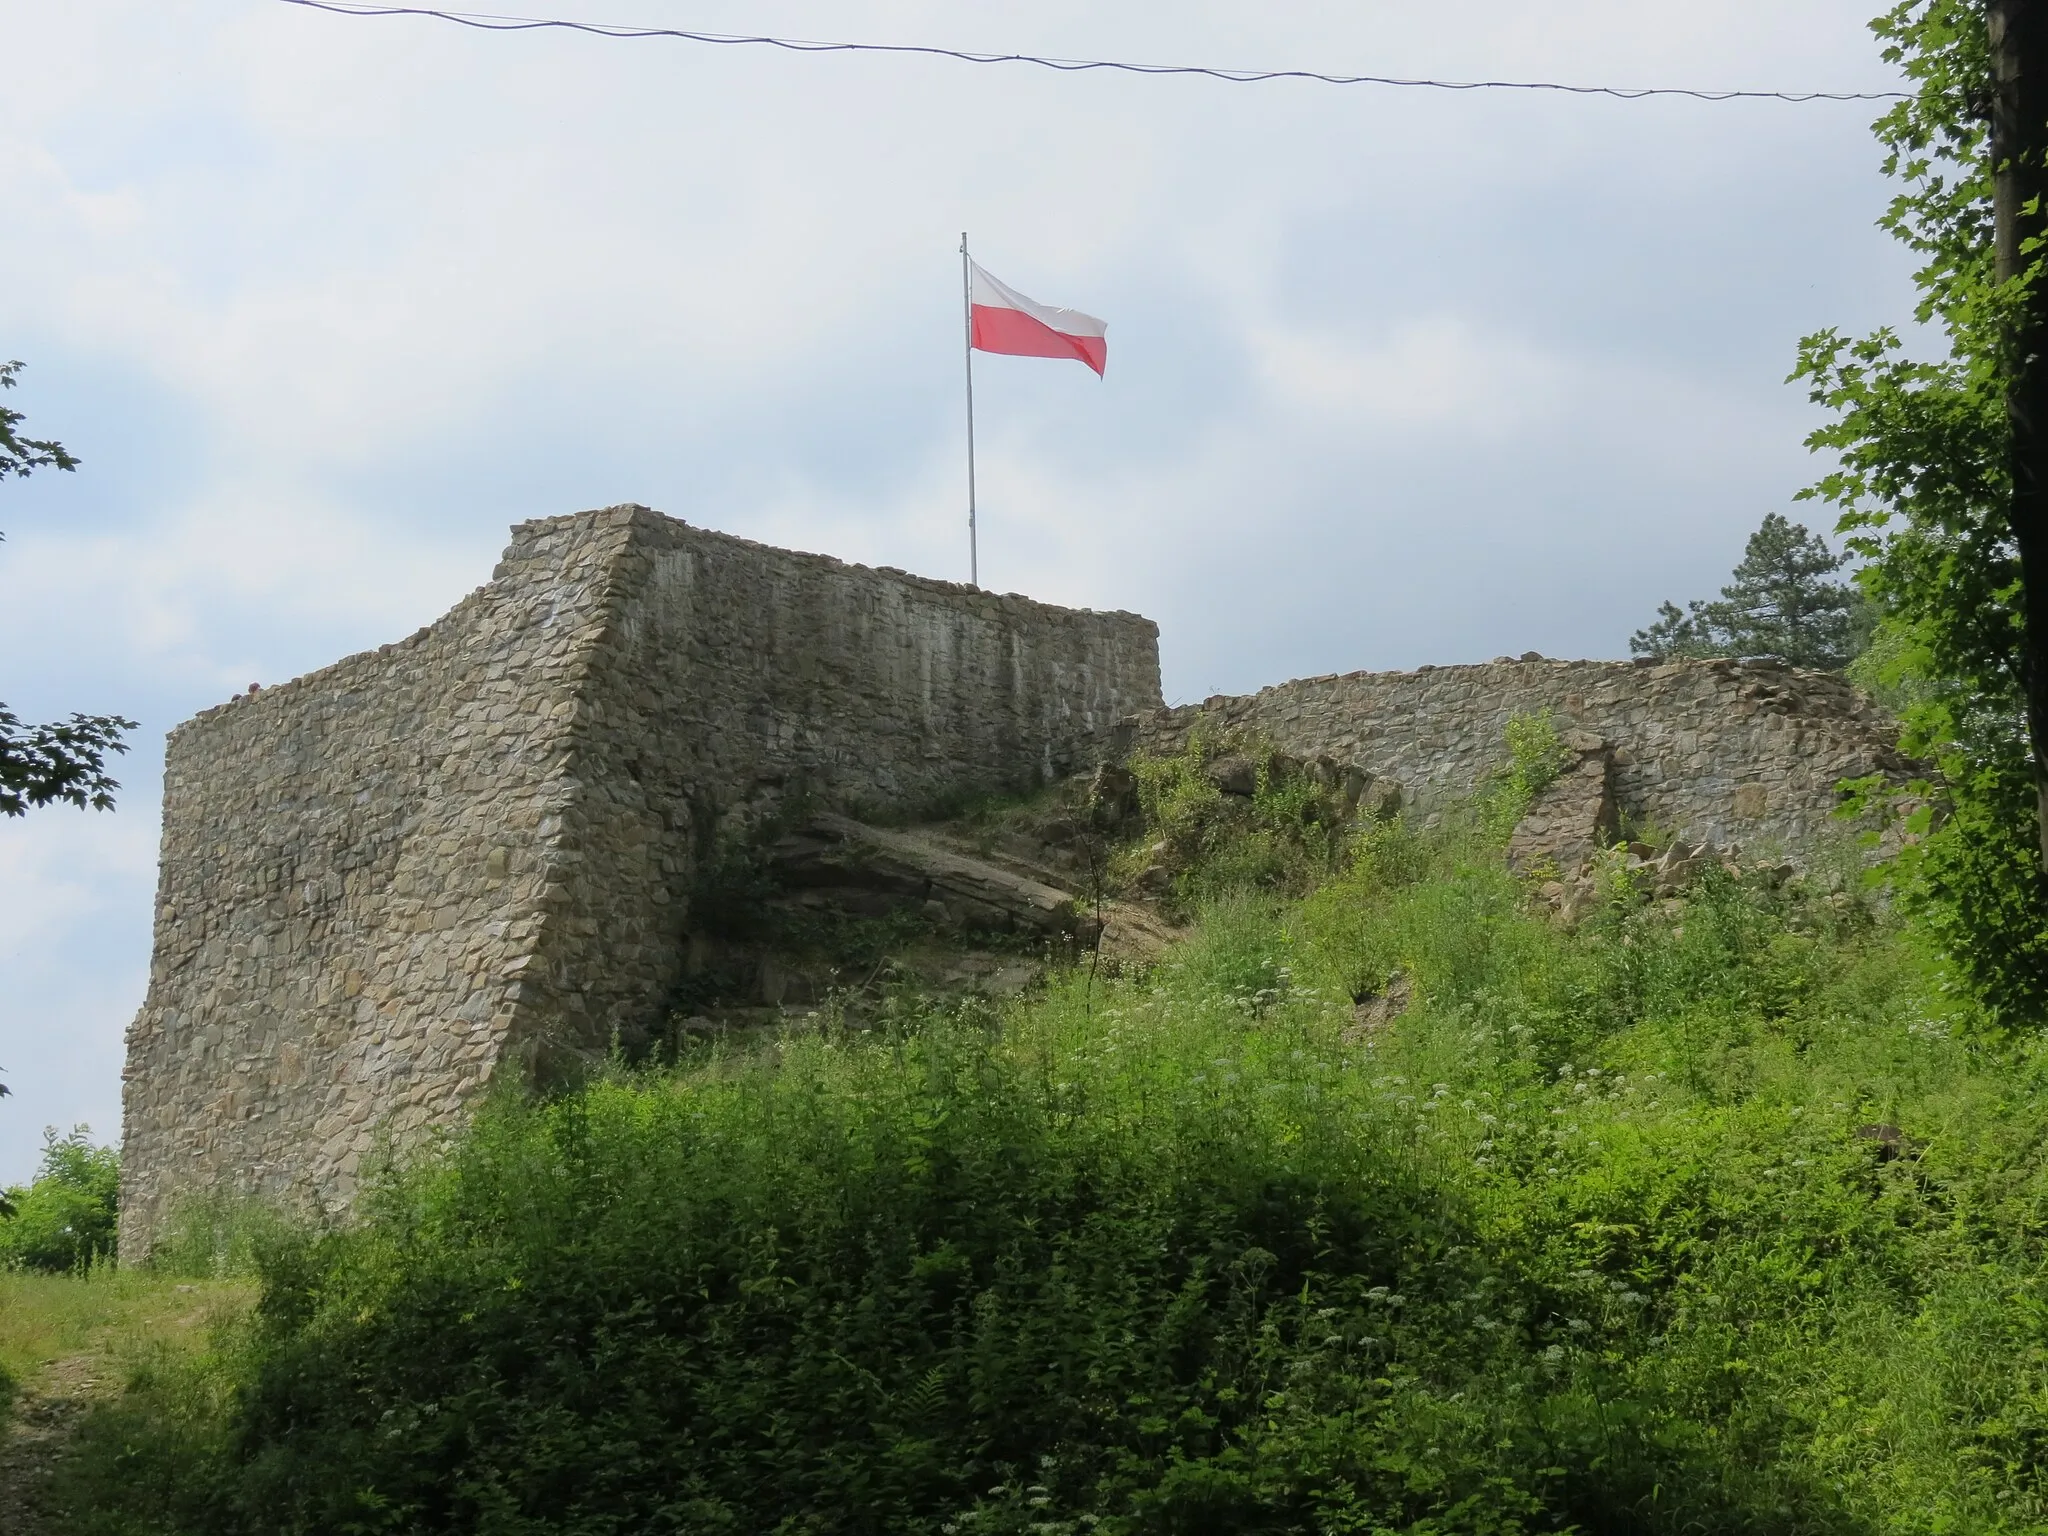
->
275, 0, 1911, 103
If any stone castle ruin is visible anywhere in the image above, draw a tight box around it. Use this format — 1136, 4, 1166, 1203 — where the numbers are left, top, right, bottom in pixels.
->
119, 504, 1917, 1255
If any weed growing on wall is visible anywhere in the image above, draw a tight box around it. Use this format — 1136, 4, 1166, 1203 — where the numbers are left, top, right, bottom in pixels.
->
1115, 731, 1360, 915
1478, 709, 1574, 844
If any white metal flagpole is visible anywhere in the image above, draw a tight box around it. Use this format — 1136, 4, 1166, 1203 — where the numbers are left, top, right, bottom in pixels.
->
960, 231, 979, 589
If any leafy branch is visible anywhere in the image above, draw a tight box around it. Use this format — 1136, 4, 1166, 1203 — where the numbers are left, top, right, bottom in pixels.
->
0, 706, 138, 817
0, 358, 80, 482
0, 358, 134, 818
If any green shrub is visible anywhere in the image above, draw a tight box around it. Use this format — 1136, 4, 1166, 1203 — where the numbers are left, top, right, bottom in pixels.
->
0, 1127, 119, 1273
143, 1007, 1615, 1535
1119, 734, 1354, 914
1298, 815, 1538, 1006
1887, 743, 2048, 1025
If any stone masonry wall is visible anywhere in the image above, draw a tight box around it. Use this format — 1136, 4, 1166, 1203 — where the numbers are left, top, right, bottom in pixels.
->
120, 505, 1160, 1255
1135, 656, 1916, 855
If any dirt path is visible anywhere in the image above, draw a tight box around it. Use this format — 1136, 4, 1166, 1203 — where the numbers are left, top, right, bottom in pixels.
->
0, 1353, 109, 1533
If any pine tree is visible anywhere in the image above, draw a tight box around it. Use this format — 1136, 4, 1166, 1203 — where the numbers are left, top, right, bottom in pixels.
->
1631, 513, 1863, 669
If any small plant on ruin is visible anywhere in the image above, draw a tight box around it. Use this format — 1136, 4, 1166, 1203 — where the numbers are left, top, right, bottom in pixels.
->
1476, 709, 1573, 845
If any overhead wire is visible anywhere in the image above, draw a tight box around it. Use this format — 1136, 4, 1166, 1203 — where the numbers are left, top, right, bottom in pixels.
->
274, 0, 1911, 103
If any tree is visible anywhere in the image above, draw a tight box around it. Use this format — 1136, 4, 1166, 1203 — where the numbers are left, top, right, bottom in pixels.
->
0, 360, 134, 817
1793, 1, 2048, 1017
1988, 0, 2048, 870
1630, 513, 1866, 668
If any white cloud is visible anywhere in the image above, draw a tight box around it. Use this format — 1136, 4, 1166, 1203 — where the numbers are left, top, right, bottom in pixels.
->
1249, 316, 1580, 431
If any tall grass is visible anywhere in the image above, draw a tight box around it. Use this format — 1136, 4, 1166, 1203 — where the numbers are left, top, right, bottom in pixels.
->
47, 818, 2048, 1534
0, 1268, 251, 1438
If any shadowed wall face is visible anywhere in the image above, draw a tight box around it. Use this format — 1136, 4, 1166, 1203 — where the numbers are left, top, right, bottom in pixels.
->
508, 509, 1163, 1066
120, 506, 1161, 1256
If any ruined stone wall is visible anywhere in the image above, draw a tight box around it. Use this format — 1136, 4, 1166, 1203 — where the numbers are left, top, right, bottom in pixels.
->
1135, 656, 1915, 854
122, 501, 1911, 1257
120, 505, 1160, 1254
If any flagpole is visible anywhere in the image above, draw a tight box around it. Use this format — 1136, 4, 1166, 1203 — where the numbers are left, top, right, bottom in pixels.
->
960, 231, 979, 590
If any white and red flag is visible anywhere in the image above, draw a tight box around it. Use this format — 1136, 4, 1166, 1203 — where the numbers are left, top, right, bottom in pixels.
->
955, 237, 1108, 588
968, 260, 1108, 377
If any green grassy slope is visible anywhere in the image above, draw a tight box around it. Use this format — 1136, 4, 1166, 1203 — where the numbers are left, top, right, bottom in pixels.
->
43, 816, 2048, 1535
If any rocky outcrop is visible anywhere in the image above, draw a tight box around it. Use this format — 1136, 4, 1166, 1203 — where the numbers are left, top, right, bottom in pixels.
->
1200, 750, 1397, 820
1344, 970, 1412, 1042
770, 814, 1085, 937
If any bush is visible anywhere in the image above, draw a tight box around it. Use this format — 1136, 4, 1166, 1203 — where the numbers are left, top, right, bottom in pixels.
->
0, 1126, 119, 1272
1889, 742, 2048, 1024
1478, 709, 1574, 844
146, 1010, 1601, 1535
65, 841, 2048, 1536
147, 1190, 300, 1280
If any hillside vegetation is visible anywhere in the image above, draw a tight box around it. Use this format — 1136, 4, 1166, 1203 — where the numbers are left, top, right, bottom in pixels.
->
24, 750, 2048, 1536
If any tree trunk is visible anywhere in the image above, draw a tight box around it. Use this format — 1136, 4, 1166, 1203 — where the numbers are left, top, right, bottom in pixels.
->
1990, 0, 2048, 870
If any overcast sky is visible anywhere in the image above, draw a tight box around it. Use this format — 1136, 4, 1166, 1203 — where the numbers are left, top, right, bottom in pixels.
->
0, 0, 1918, 1184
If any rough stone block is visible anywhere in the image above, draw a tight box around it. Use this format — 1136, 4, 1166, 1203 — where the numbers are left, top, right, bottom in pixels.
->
1507, 745, 1620, 878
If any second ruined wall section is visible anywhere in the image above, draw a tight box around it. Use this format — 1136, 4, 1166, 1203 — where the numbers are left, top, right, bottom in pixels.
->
508, 508, 1164, 1057
1136, 656, 1916, 853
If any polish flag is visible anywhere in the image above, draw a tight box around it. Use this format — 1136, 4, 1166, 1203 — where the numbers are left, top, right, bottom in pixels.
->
969, 261, 1108, 377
